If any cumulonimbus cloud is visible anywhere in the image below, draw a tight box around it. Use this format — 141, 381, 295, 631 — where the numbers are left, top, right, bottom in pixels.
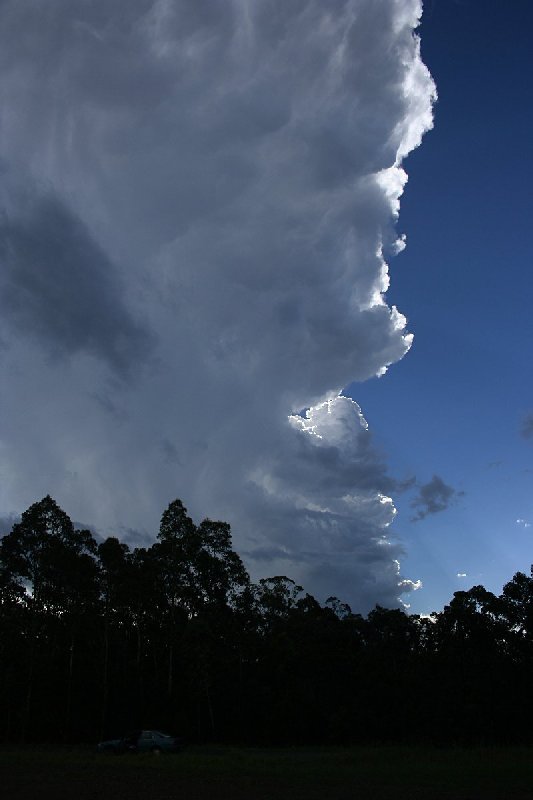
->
0, 0, 435, 611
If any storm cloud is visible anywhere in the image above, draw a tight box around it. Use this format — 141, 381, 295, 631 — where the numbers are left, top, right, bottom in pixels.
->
0, 0, 435, 612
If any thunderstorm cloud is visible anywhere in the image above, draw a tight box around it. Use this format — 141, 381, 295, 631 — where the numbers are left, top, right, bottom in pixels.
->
0, 0, 435, 612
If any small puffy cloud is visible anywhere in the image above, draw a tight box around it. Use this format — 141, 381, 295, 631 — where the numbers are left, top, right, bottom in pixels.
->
410, 475, 463, 522
521, 413, 533, 439
457, 572, 467, 578
516, 519, 531, 529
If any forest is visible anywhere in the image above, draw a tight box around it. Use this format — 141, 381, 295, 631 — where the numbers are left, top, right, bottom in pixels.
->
1, 495, 533, 747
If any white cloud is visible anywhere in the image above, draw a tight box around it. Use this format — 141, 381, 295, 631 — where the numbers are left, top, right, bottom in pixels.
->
516, 519, 531, 528
0, 0, 435, 611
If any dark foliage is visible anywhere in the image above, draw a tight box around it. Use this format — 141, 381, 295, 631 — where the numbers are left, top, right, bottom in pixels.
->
1, 495, 533, 746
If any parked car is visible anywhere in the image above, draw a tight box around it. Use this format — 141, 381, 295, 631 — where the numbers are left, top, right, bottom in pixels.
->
97, 729, 184, 754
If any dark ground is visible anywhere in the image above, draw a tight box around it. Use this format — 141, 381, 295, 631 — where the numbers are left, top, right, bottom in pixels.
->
2, 745, 533, 800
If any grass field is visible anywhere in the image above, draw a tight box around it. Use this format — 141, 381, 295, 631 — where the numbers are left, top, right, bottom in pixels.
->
2, 744, 533, 799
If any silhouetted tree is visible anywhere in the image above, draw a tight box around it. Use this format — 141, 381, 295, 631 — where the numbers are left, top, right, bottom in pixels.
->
4, 495, 533, 747
0, 496, 99, 740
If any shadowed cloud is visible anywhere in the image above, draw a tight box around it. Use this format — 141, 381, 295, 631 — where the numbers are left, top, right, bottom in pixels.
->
0, 191, 153, 377
410, 475, 463, 522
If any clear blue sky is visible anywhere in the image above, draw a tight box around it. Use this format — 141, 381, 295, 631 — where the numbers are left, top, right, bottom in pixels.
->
348, 0, 533, 613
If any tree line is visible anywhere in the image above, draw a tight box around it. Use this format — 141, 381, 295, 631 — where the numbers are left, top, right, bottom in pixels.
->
1, 495, 533, 746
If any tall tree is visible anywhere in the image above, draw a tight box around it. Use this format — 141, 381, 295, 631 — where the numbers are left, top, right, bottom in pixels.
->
0, 496, 99, 740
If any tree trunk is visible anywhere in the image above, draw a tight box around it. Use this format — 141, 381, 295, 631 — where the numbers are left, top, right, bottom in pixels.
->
167, 642, 173, 698
64, 633, 75, 742
22, 642, 34, 744
206, 682, 215, 738
100, 621, 109, 741
136, 622, 144, 720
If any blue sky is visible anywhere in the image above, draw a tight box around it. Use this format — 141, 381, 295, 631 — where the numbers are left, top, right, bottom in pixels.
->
348, 0, 533, 613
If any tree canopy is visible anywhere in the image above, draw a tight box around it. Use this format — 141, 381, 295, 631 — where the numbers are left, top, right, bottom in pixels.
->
1, 495, 533, 746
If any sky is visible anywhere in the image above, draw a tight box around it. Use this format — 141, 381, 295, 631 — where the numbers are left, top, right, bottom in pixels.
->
0, 0, 531, 615
349, 0, 533, 613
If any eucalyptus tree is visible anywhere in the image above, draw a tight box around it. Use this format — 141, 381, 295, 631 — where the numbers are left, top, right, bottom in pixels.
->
148, 499, 251, 734
0, 557, 28, 739
499, 568, 533, 649
97, 536, 133, 736
0, 496, 100, 739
